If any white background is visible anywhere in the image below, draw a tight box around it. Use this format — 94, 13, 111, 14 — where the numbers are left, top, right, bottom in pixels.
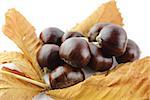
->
0, 0, 150, 99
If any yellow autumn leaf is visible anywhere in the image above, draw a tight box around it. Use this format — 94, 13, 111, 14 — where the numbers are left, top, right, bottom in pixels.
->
70, 0, 123, 36
0, 71, 44, 100
2, 8, 43, 82
47, 57, 150, 100
0, 52, 41, 82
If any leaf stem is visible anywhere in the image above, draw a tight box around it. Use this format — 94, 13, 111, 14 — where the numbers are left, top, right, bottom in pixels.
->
0, 69, 49, 89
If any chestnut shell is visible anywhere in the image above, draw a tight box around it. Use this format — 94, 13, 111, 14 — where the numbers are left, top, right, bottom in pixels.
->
61, 32, 84, 42
88, 23, 110, 42
49, 64, 85, 89
88, 43, 113, 72
40, 27, 64, 45
97, 24, 128, 57
116, 39, 140, 63
37, 44, 62, 70
59, 37, 91, 68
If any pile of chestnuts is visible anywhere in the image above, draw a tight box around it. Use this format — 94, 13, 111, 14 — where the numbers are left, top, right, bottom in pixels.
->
37, 23, 140, 89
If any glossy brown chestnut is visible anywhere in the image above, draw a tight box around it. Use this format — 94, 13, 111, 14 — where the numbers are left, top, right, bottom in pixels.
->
49, 64, 85, 89
37, 44, 62, 70
97, 24, 128, 57
59, 37, 91, 68
88, 43, 113, 72
61, 32, 84, 42
116, 39, 140, 63
88, 23, 110, 42
40, 27, 64, 45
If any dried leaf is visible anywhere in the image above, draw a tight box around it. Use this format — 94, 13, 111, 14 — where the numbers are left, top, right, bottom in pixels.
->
2, 8, 43, 82
70, 0, 123, 36
0, 52, 41, 81
47, 57, 150, 100
0, 71, 44, 100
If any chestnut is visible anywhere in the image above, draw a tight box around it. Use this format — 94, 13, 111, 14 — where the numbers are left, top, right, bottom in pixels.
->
87, 43, 113, 72
37, 44, 62, 70
116, 39, 140, 63
59, 37, 91, 68
40, 27, 64, 46
49, 64, 85, 89
61, 32, 84, 42
88, 23, 110, 42
96, 24, 128, 57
